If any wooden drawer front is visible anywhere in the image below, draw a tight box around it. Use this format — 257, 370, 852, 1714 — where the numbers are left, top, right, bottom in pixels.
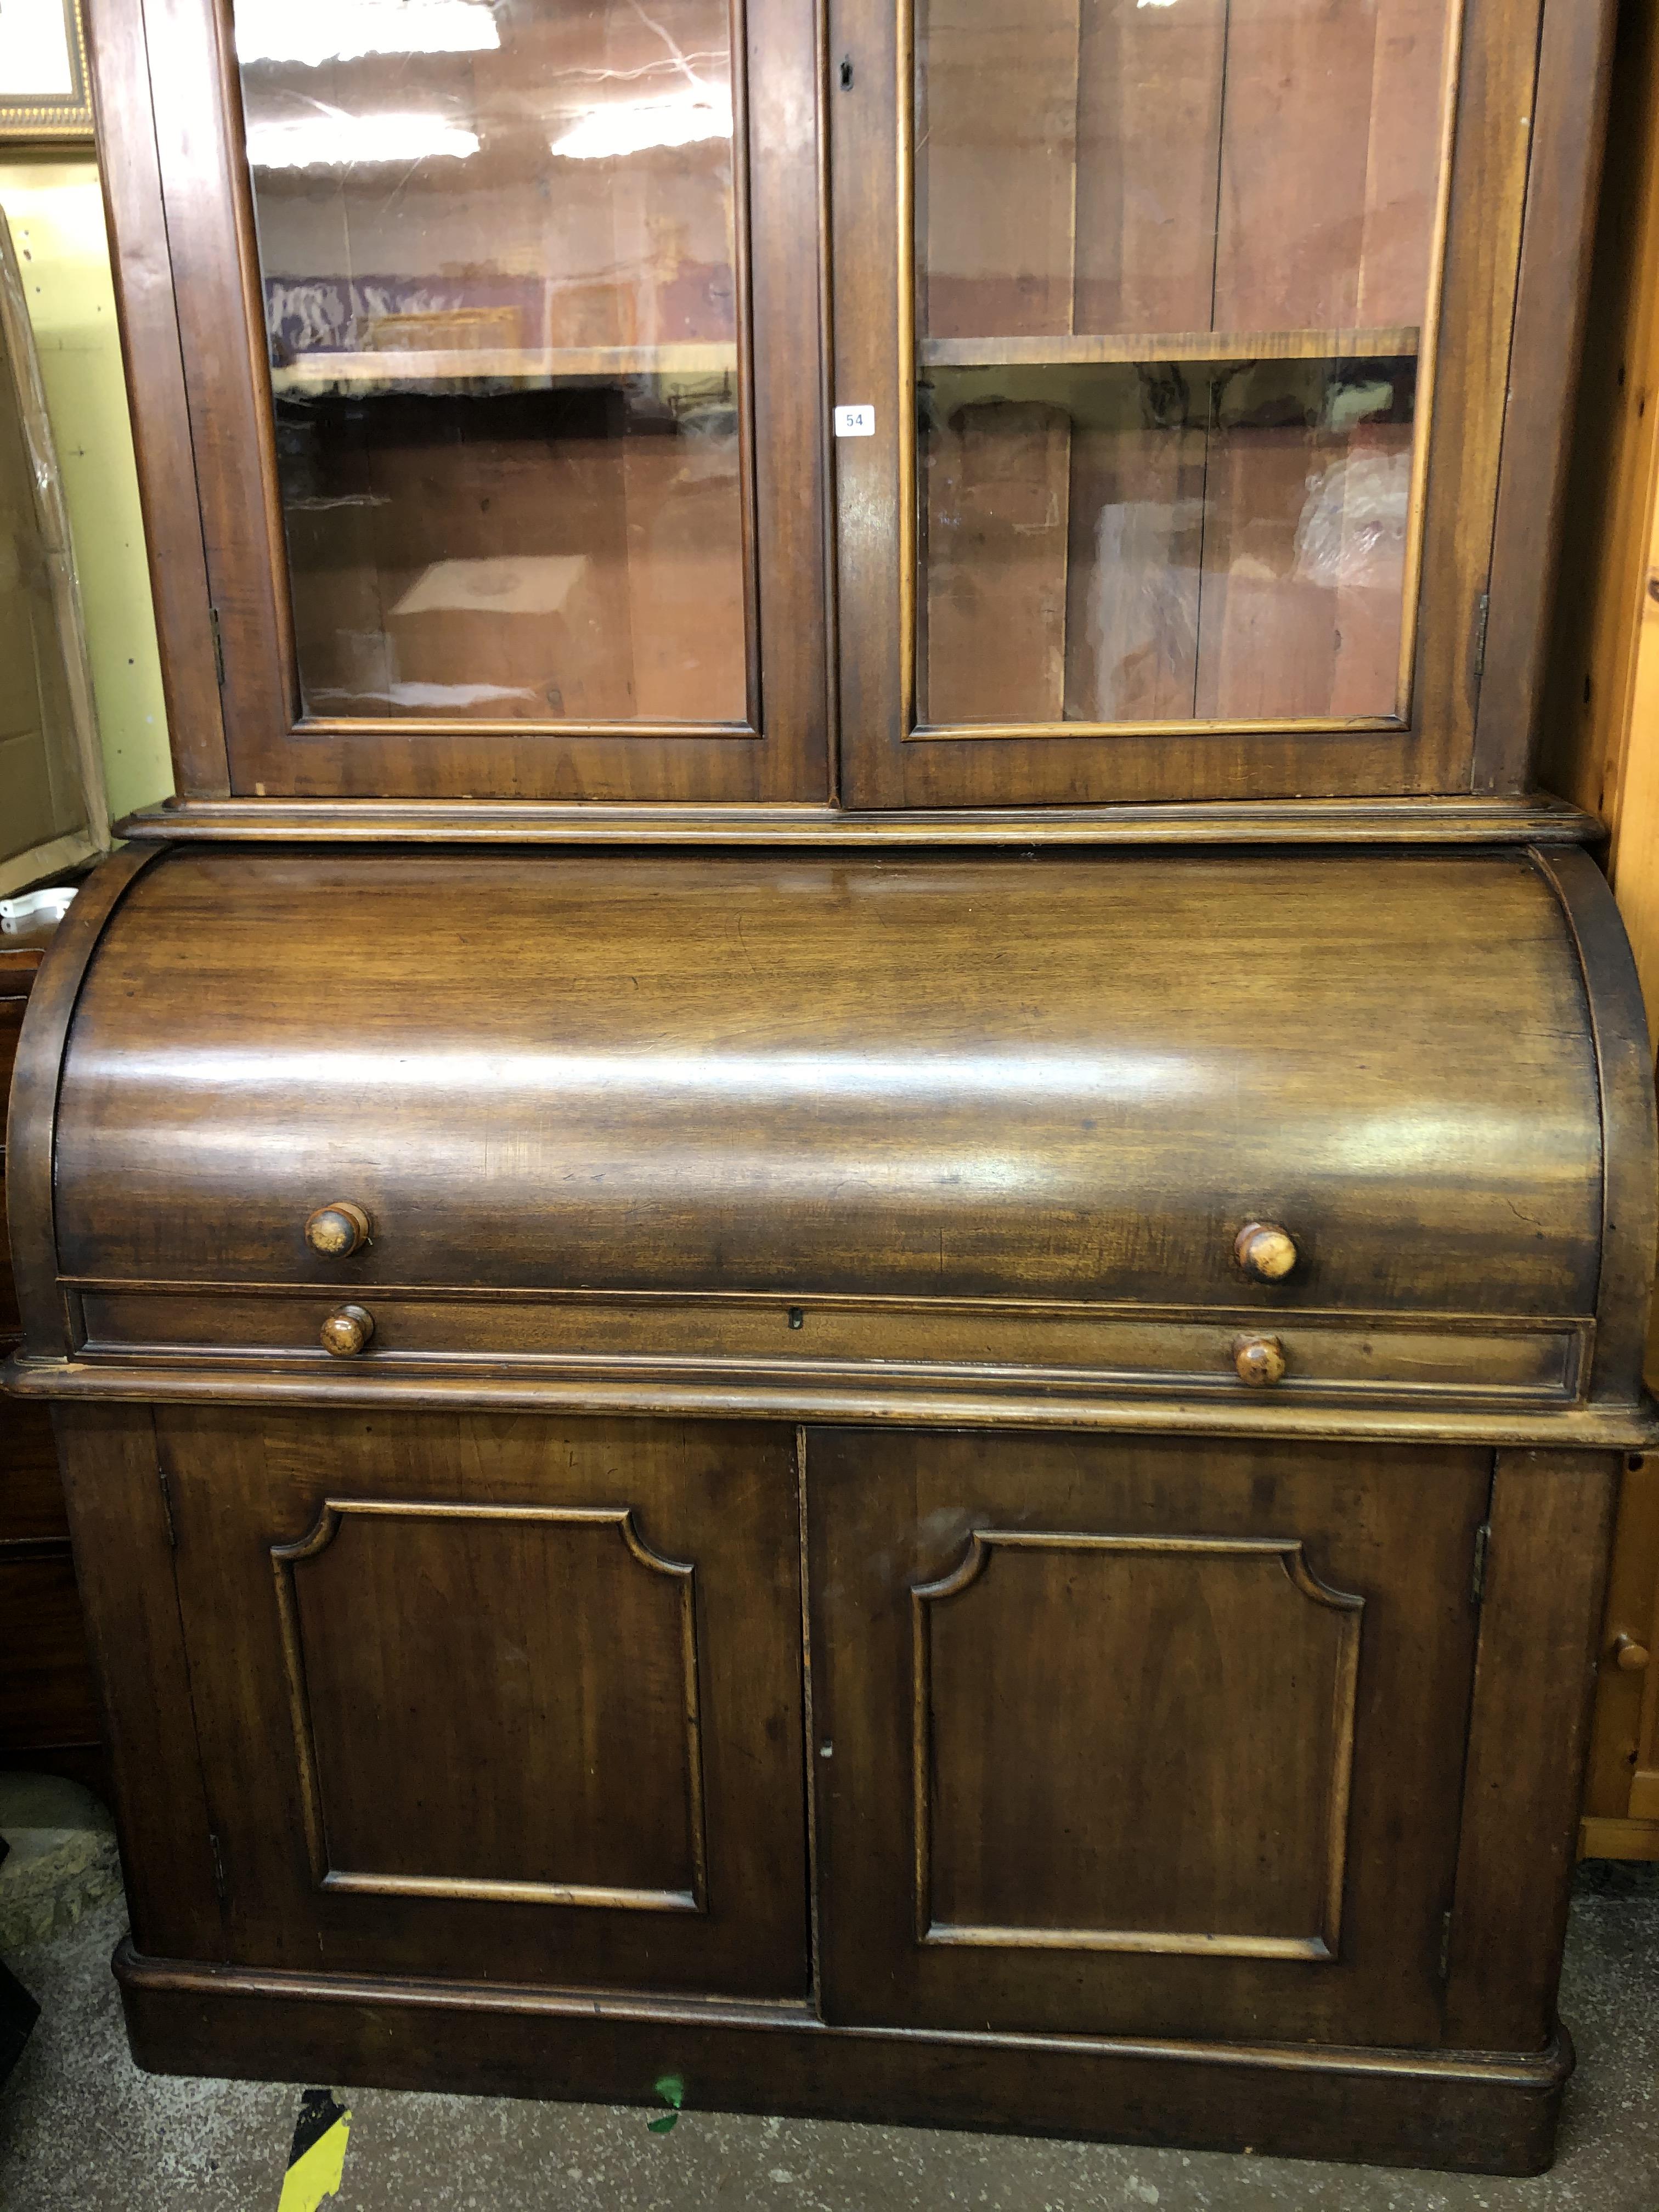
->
77, 1289, 1588, 1406
155, 1407, 808, 1997
809, 1427, 1488, 2047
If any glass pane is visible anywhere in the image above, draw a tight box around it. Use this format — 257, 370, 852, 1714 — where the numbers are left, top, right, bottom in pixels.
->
914, 0, 1457, 726
234, 0, 746, 723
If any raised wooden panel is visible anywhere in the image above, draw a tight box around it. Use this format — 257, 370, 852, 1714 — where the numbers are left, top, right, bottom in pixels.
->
159, 1407, 808, 1996
810, 1427, 1489, 2046
272, 1500, 706, 1913
912, 1532, 1361, 1959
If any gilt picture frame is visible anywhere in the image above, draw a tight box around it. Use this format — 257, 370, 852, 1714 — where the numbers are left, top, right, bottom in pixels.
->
0, 0, 93, 143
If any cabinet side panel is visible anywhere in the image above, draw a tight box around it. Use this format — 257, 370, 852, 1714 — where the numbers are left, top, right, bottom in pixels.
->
1407, 0, 1543, 782
86, 0, 226, 798
128, 0, 294, 766
1532, 844, 1658, 1404
1472, 0, 1617, 793
6, 844, 165, 1355
52, 1401, 224, 1961
1443, 1448, 1616, 2049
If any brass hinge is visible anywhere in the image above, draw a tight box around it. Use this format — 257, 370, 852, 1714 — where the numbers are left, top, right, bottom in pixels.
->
1471, 1521, 1492, 1607
156, 1464, 176, 1550
209, 605, 225, 687
209, 1831, 226, 1900
1471, 590, 1491, 686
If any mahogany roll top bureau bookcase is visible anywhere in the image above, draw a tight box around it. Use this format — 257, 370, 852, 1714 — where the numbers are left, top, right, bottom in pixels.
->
5, 0, 1656, 2178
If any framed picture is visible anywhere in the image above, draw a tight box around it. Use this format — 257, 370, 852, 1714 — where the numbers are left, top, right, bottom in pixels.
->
0, 0, 92, 143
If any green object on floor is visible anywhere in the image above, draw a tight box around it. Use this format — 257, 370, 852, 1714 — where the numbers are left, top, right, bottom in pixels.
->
647, 2073, 686, 2132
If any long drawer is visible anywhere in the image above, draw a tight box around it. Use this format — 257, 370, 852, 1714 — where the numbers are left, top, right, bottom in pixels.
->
74, 1287, 1589, 1406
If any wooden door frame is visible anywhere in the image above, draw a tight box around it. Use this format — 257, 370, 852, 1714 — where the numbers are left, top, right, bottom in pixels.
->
828, 0, 1616, 809
86, 0, 832, 802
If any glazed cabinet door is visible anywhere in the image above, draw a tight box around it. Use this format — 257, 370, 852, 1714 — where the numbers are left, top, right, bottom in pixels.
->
156, 1408, 809, 1996
831, 0, 1570, 805
808, 1428, 1489, 2045
96, 0, 826, 800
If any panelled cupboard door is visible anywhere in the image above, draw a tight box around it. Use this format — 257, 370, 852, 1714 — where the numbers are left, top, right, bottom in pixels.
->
157, 1408, 809, 1996
808, 1429, 1489, 2045
831, 0, 1560, 805
105, 0, 827, 800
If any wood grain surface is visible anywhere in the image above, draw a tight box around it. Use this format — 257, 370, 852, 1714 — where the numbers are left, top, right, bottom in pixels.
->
44, 845, 1610, 1338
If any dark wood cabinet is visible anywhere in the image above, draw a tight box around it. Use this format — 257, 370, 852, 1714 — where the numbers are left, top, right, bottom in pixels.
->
809, 1428, 1487, 2047
150, 1407, 808, 1996
7, 838, 1652, 2171
92, 0, 1610, 825
4, 0, 1652, 2183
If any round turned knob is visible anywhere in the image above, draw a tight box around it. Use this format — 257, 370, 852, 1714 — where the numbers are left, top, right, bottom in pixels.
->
1234, 1221, 1299, 1282
1233, 1333, 1287, 1388
320, 1305, 375, 1358
1614, 1633, 1651, 1673
305, 1201, 372, 1259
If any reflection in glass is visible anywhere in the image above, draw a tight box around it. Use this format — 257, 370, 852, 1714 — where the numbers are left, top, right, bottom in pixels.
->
235, 0, 747, 723
914, 0, 1457, 726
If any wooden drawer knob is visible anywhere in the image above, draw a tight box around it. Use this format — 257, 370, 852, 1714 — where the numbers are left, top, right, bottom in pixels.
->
320, 1305, 375, 1358
1233, 1333, 1287, 1387
306, 1201, 372, 1257
1614, 1633, 1651, 1673
1234, 1221, 1299, 1281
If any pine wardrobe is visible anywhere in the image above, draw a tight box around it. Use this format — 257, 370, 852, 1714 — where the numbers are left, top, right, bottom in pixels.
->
7, 0, 1655, 2174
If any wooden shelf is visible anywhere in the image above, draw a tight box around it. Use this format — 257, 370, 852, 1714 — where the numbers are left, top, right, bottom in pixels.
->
270, 330, 1416, 390
919, 327, 1421, 369
269, 342, 739, 392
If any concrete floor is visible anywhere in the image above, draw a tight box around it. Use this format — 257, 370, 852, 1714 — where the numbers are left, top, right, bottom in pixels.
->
0, 1871, 1655, 2211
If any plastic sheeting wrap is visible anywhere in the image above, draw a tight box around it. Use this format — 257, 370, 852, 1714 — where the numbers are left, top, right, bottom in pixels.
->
0, 205, 106, 894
